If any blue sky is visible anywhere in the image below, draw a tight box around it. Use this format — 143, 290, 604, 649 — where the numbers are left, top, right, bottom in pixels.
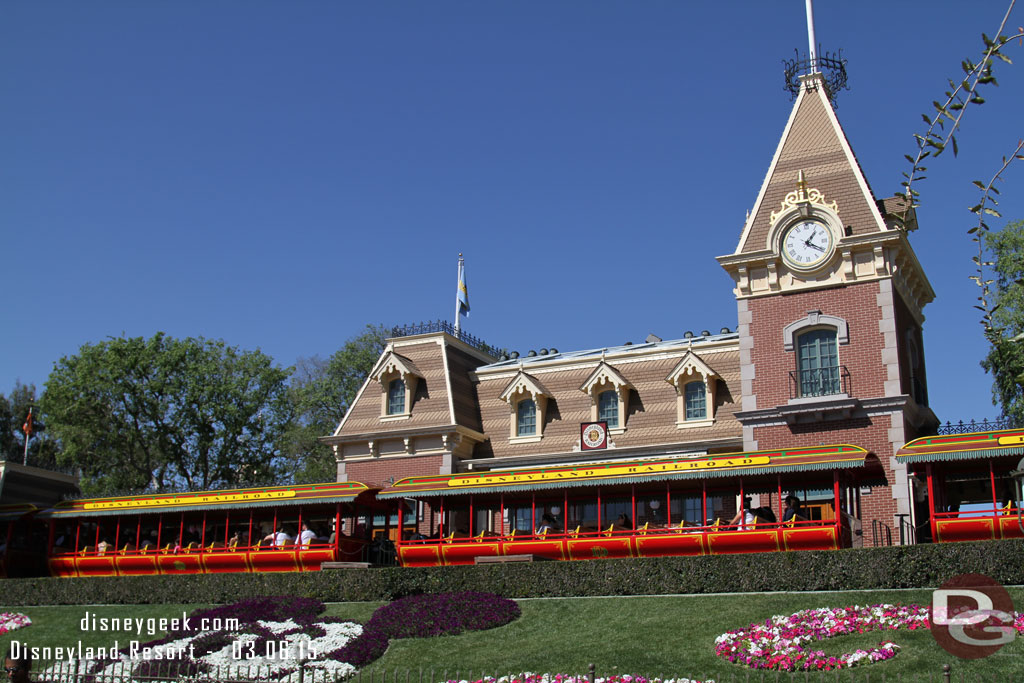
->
3, 1, 1023, 427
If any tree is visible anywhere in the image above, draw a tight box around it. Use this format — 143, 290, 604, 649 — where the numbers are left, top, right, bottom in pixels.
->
280, 325, 387, 483
901, 2, 1024, 422
980, 219, 1024, 425
0, 382, 61, 470
41, 333, 292, 495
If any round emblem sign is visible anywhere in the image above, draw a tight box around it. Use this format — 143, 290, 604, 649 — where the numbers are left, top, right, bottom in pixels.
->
930, 573, 1016, 659
582, 422, 607, 449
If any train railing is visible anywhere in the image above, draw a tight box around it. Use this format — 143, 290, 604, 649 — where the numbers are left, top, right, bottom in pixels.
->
396, 518, 846, 566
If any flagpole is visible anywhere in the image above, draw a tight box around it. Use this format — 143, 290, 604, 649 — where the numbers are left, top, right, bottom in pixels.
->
454, 253, 463, 336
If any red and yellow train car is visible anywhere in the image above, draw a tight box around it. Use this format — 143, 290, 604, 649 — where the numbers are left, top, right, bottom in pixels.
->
896, 428, 1024, 544
39, 481, 380, 577
378, 444, 877, 567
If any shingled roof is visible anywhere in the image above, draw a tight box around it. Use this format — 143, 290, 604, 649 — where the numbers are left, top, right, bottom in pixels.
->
734, 73, 888, 256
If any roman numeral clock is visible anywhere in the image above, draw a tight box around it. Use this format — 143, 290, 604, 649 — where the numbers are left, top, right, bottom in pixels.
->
771, 171, 840, 279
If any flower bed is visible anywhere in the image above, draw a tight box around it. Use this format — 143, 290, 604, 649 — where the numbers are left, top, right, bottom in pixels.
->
368, 592, 521, 640
0, 612, 31, 635
715, 604, 1024, 671
437, 676, 705, 683
39, 593, 521, 682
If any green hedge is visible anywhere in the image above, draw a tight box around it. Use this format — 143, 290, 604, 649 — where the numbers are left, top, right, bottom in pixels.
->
5, 539, 1023, 606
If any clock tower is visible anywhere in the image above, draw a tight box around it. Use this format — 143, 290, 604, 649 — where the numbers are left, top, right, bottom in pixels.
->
717, 62, 938, 542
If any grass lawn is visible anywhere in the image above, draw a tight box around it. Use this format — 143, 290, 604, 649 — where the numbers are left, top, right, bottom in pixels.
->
2, 590, 1022, 680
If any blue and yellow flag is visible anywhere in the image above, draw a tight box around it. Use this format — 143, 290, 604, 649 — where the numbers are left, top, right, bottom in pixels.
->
457, 256, 470, 317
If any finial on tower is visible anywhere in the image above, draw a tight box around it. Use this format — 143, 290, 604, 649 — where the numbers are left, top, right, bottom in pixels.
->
783, 0, 848, 105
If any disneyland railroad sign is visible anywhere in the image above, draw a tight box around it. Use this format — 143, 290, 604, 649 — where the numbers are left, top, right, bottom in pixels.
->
448, 455, 772, 487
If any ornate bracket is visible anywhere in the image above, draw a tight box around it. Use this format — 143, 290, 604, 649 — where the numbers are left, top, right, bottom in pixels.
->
770, 171, 839, 224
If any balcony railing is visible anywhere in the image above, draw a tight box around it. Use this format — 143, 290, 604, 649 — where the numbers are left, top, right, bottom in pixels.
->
937, 417, 1023, 435
390, 320, 501, 357
789, 365, 850, 399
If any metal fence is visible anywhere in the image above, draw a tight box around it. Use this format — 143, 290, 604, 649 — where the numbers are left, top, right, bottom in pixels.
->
27, 660, 1007, 683
936, 417, 1022, 435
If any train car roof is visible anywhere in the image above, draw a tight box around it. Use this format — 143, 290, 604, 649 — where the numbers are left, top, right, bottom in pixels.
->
0, 503, 40, 522
378, 445, 870, 498
38, 481, 375, 518
896, 428, 1024, 465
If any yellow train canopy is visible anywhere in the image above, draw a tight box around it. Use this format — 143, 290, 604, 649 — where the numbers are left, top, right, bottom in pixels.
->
37, 481, 374, 518
378, 444, 870, 498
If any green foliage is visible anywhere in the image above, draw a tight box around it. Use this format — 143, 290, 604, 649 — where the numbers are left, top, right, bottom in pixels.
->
279, 325, 387, 483
980, 219, 1024, 423
902, 10, 1022, 212
0, 383, 61, 470
8, 539, 1024, 606
41, 333, 292, 495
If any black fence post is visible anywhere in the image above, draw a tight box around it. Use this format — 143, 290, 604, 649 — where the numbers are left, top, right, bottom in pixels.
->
941, 663, 951, 683
588, 663, 595, 683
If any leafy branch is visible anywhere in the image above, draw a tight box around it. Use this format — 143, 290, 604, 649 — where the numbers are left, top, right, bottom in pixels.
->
901, 1, 1022, 218
968, 139, 1024, 331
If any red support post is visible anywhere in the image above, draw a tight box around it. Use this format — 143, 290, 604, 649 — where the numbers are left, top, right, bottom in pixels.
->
989, 459, 998, 514
926, 464, 938, 543
397, 499, 405, 545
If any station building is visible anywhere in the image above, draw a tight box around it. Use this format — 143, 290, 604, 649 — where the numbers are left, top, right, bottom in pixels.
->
322, 69, 938, 547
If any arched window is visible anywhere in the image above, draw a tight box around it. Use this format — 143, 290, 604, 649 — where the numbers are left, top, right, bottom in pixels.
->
684, 381, 706, 420
597, 390, 618, 428
517, 399, 537, 436
387, 379, 406, 415
796, 329, 840, 397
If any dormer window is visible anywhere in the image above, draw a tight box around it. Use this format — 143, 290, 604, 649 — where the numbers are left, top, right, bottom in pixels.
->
517, 399, 537, 436
579, 362, 632, 433
500, 371, 552, 443
684, 382, 706, 420
598, 390, 618, 428
666, 351, 719, 429
387, 379, 406, 415
370, 351, 422, 420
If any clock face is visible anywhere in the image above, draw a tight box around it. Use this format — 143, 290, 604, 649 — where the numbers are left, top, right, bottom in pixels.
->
782, 220, 834, 270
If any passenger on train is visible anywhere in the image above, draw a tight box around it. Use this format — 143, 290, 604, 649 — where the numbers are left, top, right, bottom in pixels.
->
783, 496, 805, 523
53, 526, 72, 550
612, 513, 632, 531
299, 522, 317, 548
535, 514, 558, 535
264, 526, 294, 547
728, 498, 757, 530
140, 529, 157, 550
96, 538, 111, 555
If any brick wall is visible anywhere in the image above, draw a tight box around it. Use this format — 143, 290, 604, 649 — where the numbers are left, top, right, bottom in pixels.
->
344, 454, 444, 489
747, 283, 885, 408
745, 281, 913, 544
